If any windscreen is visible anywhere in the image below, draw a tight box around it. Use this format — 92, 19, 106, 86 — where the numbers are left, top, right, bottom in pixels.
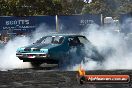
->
35, 36, 64, 44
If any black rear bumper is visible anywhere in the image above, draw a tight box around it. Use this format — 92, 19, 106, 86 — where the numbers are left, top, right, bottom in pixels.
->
18, 57, 58, 64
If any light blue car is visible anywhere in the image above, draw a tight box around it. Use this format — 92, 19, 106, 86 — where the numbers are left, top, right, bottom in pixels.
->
16, 34, 104, 67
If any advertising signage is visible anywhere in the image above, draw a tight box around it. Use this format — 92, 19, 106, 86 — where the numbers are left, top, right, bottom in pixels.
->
0, 14, 101, 34
119, 13, 132, 34
58, 14, 101, 33
0, 16, 56, 34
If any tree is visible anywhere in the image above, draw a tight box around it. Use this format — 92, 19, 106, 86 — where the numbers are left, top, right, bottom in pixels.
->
0, 0, 131, 17
82, 0, 112, 16
0, 0, 85, 16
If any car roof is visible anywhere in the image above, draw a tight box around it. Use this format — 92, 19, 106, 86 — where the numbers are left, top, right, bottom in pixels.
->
46, 33, 85, 37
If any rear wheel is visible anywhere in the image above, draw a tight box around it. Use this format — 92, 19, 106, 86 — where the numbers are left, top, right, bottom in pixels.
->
58, 53, 71, 69
30, 62, 43, 67
79, 76, 86, 84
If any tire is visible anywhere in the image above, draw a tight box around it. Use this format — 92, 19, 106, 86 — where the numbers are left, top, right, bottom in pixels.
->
58, 53, 70, 69
79, 76, 86, 84
30, 62, 43, 68
58, 59, 67, 69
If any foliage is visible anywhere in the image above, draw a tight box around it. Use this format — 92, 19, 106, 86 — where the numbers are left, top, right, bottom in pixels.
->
0, 0, 85, 16
82, 0, 113, 16
0, 0, 131, 17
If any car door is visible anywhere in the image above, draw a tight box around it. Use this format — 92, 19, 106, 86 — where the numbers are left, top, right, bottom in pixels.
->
77, 36, 104, 62
68, 36, 85, 64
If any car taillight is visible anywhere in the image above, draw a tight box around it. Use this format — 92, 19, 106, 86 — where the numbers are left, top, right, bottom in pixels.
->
39, 54, 47, 57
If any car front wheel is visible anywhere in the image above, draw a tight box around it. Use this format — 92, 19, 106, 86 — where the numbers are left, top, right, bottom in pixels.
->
30, 62, 43, 68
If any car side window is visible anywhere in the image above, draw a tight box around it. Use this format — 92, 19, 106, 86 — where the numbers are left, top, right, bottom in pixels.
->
78, 36, 88, 44
68, 37, 80, 46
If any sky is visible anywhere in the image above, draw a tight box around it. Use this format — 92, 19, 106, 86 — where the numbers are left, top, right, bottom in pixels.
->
83, 0, 92, 3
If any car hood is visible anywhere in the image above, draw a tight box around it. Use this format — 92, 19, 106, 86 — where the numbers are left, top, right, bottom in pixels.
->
23, 43, 60, 49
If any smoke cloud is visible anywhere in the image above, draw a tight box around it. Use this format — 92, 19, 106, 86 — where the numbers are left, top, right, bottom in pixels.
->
0, 18, 132, 71
69, 18, 132, 70
0, 36, 31, 71
0, 23, 54, 71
